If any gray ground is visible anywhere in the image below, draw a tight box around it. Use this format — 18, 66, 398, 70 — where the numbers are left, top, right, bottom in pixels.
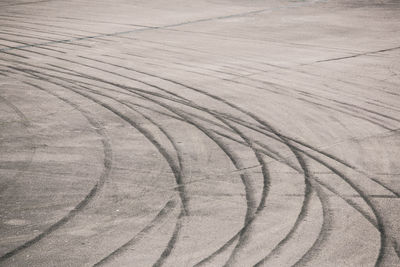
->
0, 0, 400, 266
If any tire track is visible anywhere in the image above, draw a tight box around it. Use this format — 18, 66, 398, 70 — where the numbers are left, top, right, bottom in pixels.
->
152, 209, 185, 267
196, 116, 271, 267
3, 57, 396, 266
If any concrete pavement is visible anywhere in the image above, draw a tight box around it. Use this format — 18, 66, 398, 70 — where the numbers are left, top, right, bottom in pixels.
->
0, 0, 400, 266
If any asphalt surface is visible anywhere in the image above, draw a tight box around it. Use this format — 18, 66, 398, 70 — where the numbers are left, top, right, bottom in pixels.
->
0, 0, 400, 266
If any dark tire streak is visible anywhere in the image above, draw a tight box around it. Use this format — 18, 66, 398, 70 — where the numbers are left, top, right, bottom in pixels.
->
293, 150, 388, 267
291, 179, 332, 267
219, 118, 271, 267
152, 210, 185, 267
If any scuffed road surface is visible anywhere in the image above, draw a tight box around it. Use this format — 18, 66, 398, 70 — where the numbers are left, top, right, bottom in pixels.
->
0, 0, 400, 266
